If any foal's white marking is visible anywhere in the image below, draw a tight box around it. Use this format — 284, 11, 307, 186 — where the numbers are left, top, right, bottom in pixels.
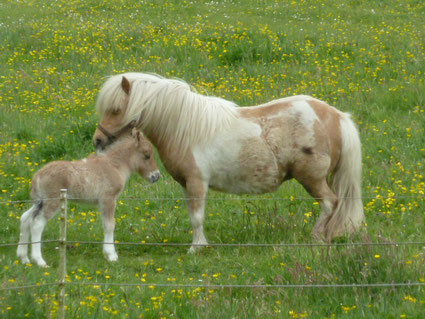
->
102, 219, 118, 262
17, 206, 36, 264
30, 214, 49, 267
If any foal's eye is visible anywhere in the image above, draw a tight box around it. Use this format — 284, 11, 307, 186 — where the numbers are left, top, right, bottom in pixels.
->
144, 154, 151, 160
112, 109, 121, 115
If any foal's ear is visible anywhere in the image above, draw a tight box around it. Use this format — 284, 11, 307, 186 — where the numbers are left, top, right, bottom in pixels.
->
121, 76, 131, 95
132, 128, 143, 143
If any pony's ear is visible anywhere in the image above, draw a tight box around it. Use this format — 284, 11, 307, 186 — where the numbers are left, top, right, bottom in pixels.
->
121, 76, 131, 95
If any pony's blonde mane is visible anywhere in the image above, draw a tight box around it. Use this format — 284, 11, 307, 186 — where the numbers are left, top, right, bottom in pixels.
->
96, 73, 239, 153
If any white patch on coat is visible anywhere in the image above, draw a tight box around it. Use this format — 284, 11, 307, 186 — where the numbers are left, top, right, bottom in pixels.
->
193, 120, 264, 193
290, 100, 319, 127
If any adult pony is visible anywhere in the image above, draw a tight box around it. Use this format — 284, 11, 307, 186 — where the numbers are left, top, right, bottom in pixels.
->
93, 73, 364, 251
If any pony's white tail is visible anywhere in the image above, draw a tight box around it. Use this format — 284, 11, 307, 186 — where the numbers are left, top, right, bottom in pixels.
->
325, 113, 364, 239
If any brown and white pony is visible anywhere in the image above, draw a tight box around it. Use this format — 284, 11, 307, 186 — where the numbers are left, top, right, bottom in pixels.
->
18, 129, 160, 267
93, 73, 364, 252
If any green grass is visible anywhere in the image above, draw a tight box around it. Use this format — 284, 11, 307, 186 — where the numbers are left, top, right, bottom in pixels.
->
1, 0, 424, 318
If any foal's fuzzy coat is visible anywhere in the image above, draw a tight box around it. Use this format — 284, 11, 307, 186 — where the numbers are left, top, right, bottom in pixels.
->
17, 129, 160, 267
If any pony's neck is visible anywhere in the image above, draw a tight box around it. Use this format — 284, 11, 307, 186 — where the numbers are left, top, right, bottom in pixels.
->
136, 85, 238, 154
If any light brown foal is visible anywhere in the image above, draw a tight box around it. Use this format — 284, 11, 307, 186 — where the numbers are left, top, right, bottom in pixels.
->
17, 129, 160, 267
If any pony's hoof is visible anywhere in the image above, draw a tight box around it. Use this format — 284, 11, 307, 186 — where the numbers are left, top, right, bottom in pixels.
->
312, 230, 327, 243
105, 253, 118, 262
188, 243, 207, 254
34, 259, 48, 268
19, 256, 31, 265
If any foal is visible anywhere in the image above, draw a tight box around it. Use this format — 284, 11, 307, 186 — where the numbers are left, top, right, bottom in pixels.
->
17, 129, 160, 267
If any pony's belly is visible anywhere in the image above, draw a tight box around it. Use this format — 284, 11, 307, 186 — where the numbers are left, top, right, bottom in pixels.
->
209, 172, 282, 194
205, 141, 283, 194
193, 123, 284, 194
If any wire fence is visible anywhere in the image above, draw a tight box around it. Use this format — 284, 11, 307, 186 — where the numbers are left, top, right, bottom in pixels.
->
1, 190, 424, 318
3, 240, 425, 248
3, 281, 425, 292
0, 194, 424, 205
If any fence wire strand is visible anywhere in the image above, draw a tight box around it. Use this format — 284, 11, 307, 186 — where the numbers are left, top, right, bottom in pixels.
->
2, 240, 425, 248
0, 283, 60, 291
0, 194, 424, 206
2, 281, 425, 292
67, 281, 425, 289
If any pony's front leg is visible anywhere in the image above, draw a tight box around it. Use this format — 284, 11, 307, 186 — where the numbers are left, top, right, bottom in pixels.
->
185, 179, 208, 253
100, 198, 118, 262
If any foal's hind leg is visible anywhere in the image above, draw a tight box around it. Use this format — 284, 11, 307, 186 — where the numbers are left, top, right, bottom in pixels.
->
17, 204, 39, 264
30, 199, 61, 267
100, 198, 118, 262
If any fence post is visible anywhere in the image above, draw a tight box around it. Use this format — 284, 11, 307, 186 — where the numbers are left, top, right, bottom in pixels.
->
58, 189, 68, 319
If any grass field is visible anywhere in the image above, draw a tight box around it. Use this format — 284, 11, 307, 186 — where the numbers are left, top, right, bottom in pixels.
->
1, 0, 424, 317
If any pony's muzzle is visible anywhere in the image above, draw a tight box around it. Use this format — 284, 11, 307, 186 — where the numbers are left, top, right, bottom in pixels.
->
148, 170, 161, 183
94, 138, 105, 150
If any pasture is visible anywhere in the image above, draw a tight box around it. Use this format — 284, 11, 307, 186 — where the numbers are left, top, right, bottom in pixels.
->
1, 0, 424, 317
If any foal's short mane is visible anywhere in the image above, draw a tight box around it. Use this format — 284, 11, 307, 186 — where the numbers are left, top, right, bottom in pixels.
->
96, 73, 239, 153
103, 134, 133, 154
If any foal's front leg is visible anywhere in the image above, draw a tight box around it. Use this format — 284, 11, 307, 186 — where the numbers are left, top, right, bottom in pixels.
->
185, 179, 208, 253
100, 198, 118, 262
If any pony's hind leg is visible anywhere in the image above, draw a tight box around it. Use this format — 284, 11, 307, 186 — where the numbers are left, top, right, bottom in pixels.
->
100, 198, 118, 262
30, 199, 60, 267
17, 203, 41, 264
299, 178, 338, 242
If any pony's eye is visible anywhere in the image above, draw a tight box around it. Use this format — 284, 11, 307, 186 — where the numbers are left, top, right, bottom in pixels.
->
144, 154, 151, 160
112, 109, 121, 115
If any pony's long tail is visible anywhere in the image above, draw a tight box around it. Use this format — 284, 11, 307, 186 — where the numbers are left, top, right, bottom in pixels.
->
325, 113, 364, 240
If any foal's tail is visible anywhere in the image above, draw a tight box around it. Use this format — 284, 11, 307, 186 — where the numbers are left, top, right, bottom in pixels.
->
325, 113, 364, 240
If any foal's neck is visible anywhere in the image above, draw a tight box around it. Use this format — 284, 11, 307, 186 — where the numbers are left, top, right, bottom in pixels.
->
103, 140, 135, 178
